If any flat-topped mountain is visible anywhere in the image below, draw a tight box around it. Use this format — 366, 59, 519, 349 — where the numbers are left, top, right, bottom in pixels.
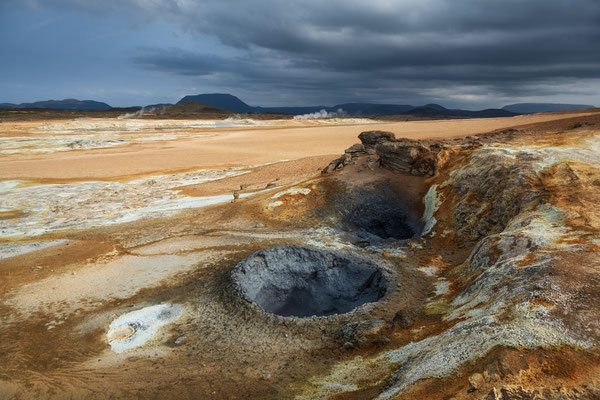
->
177, 93, 255, 113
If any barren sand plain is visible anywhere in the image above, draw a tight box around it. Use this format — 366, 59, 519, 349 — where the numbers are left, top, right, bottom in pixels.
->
1, 111, 600, 399
0, 112, 592, 181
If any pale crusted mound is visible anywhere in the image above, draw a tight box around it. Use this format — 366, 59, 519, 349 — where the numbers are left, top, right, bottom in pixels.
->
301, 118, 600, 399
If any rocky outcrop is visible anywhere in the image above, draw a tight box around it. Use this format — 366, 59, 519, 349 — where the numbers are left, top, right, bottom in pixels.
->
321, 157, 344, 174
447, 147, 544, 240
375, 138, 442, 176
323, 130, 447, 176
321, 141, 367, 173
358, 130, 396, 152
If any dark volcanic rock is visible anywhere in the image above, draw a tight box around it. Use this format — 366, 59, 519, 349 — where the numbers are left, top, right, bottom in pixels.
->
324, 130, 446, 176
321, 157, 344, 174
344, 143, 365, 154
358, 130, 396, 149
376, 138, 439, 176
322, 143, 366, 173
390, 310, 414, 330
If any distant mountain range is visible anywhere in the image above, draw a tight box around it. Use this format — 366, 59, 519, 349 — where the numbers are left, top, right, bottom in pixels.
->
176, 93, 521, 118
502, 103, 596, 114
1, 94, 595, 117
0, 99, 111, 111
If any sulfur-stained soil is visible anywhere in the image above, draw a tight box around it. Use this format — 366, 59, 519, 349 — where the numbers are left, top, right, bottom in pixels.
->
1, 110, 600, 399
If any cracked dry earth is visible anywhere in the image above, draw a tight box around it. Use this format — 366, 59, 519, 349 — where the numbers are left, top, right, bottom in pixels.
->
1, 111, 600, 399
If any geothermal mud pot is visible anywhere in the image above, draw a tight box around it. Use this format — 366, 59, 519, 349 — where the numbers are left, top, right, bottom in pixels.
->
1, 111, 600, 399
232, 245, 389, 317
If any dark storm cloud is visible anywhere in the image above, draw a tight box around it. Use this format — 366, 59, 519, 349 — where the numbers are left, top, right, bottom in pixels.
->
133, 48, 228, 76
3, 0, 600, 106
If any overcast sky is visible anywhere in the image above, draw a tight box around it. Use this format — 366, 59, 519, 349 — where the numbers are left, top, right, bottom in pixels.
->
1, 0, 599, 108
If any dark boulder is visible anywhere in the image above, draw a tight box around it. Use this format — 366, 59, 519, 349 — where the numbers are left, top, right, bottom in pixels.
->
358, 131, 396, 149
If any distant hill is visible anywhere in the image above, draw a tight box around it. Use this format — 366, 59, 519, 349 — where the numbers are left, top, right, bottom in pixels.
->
258, 103, 416, 115
401, 107, 457, 118
450, 108, 519, 118
177, 94, 255, 113
257, 105, 329, 115
395, 107, 517, 118
502, 103, 595, 114
422, 103, 447, 111
144, 103, 173, 109
0, 99, 112, 111
331, 103, 415, 114
137, 101, 233, 119
165, 101, 231, 113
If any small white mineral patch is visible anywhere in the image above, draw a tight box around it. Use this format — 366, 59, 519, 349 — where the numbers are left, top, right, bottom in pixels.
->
107, 304, 182, 353
267, 200, 284, 208
0, 239, 70, 260
271, 187, 311, 199
422, 184, 442, 235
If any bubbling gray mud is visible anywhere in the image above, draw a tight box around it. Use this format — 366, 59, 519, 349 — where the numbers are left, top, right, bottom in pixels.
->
231, 245, 387, 318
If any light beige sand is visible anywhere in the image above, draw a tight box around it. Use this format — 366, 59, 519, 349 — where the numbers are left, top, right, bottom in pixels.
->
0, 112, 594, 181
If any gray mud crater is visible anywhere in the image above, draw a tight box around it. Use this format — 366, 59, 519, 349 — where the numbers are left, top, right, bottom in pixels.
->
330, 180, 424, 241
231, 245, 388, 318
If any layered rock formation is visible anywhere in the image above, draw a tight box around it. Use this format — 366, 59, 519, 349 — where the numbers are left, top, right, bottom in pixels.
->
323, 130, 449, 176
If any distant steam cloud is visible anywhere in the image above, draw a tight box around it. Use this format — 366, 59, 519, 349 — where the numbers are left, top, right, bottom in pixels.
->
293, 108, 346, 120
118, 108, 146, 119
118, 106, 168, 119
